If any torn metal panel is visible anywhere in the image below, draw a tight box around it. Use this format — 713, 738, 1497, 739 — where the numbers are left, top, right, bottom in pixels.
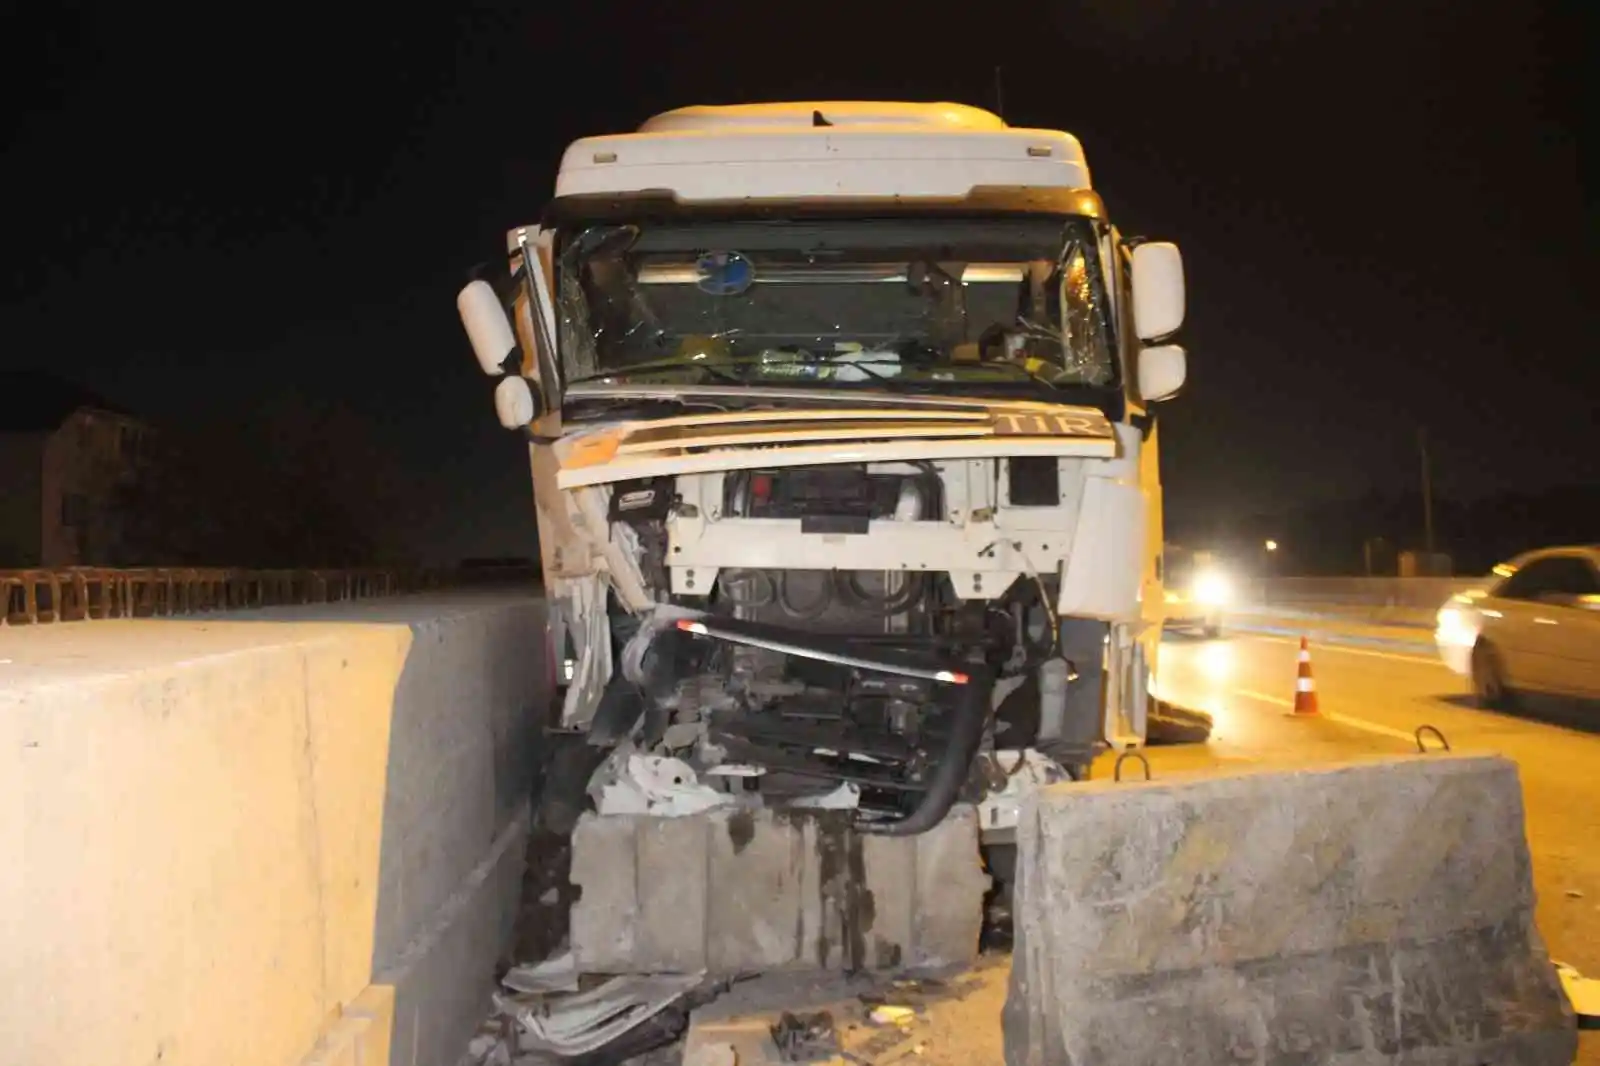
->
554, 574, 612, 728
499, 973, 705, 1057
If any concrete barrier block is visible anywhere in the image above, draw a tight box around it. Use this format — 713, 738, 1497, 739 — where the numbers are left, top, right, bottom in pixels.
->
368, 598, 546, 971
345, 984, 395, 1066
861, 830, 917, 969
0, 592, 543, 1066
1, 629, 335, 1066
381, 802, 529, 1066
1003, 755, 1577, 1066
911, 805, 989, 970
569, 811, 642, 965
639, 814, 713, 970
571, 808, 988, 975
298, 1017, 367, 1066
707, 810, 806, 973
299, 629, 413, 1014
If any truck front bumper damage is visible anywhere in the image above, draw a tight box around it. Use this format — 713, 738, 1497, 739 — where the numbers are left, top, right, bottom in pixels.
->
669, 614, 995, 837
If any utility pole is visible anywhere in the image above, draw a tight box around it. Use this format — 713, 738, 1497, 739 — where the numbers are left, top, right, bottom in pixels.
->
994, 67, 1005, 122
1418, 427, 1435, 555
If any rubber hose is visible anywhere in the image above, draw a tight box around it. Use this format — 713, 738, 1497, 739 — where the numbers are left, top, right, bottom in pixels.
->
858, 666, 994, 836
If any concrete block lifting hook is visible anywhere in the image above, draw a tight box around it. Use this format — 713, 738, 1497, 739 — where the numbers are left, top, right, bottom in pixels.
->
1114, 750, 1152, 782
1414, 724, 1451, 753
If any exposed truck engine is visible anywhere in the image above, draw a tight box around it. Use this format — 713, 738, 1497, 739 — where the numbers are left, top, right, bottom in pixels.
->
455, 100, 1189, 851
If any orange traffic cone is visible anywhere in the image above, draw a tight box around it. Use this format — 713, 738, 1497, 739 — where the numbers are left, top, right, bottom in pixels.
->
1293, 636, 1320, 716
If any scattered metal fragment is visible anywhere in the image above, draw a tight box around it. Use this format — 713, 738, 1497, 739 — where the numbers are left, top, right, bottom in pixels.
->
503, 950, 582, 995
770, 1009, 840, 1062
499, 973, 705, 1059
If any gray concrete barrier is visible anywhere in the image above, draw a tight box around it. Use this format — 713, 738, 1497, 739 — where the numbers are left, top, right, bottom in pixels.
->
1248, 576, 1480, 612
1003, 755, 1576, 1066
569, 806, 989, 975
0, 591, 549, 1066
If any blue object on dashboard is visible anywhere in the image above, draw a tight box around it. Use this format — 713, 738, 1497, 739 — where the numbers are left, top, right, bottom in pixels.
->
696, 251, 754, 295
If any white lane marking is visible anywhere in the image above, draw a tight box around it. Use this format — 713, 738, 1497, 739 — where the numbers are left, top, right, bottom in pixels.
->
1235, 688, 1292, 707
1322, 715, 1422, 744
1248, 634, 1445, 668
1233, 689, 1420, 744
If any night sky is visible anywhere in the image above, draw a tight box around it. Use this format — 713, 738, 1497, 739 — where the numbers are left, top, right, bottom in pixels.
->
3, 1, 1590, 563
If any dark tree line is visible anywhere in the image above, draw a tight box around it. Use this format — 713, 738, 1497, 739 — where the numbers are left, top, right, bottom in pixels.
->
1174, 484, 1598, 576
109, 399, 421, 569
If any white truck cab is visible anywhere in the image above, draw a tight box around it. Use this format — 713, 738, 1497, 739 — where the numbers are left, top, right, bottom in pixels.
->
457, 101, 1187, 840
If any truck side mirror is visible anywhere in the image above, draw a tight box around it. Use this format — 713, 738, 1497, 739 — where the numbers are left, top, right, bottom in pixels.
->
493, 375, 543, 429
1131, 242, 1185, 341
1137, 344, 1186, 402
457, 279, 518, 376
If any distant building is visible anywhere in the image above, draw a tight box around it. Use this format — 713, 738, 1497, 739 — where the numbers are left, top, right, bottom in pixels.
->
0, 371, 149, 567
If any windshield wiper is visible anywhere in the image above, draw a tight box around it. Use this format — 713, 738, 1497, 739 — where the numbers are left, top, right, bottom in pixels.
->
568, 358, 747, 386
571, 353, 900, 387
804, 354, 896, 382
916, 359, 1065, 390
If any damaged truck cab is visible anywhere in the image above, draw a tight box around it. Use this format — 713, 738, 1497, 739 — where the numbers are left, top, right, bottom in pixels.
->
457, 101, 1187, 844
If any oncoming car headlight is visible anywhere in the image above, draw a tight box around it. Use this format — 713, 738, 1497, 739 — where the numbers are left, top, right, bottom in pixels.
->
1193, 571, 1232, 606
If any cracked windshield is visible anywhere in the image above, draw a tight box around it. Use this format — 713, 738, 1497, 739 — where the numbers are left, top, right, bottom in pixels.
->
556, 218, 1115, 392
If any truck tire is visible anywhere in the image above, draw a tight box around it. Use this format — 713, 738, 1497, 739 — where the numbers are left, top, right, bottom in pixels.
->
1146, 701, 1214, 745
981, 842, 1019, 949
536, 731, 609, 837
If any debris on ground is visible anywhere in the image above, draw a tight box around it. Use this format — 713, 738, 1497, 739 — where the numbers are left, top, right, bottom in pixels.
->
498, 972, 721, 1062
1555, 961, 1600, 1030
457, 956, 728, 1065
866, 1005, 916, 1028
502, 950, 581, 995
769, 1010, 840, 1062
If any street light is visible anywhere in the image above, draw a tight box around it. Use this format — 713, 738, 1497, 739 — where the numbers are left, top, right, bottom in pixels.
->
1264, 539, 1279, 553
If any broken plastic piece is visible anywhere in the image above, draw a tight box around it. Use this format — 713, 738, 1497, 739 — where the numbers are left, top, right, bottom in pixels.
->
788, 781, 862, 810
868, 1005, 917, 1027
594, 752, 736, 817
501, 950, 579, 995
1555, 962, 1600, 1030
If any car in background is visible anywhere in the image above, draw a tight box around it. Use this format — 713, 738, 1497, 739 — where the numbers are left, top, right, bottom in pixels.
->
1435, 545, 1600, 707
1163, 544, 1231, 638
